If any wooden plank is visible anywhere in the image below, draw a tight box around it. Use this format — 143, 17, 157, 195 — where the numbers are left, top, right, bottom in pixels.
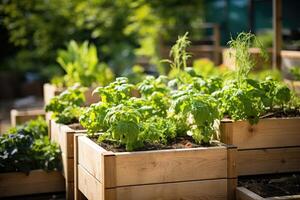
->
221, 118, 300, 149
10, 108, 45, 126
61, 153, 74, 182
78, 164, 104, 200
0, 170, 65, 197
50, 120, 76, 157
74, 134, 88, 200
237, 147, 300, 176
228, 178, 237, 200
220, 121, 233, 144
273, 0, 282, 70
78, 136, 107, 182
105, 179, 228, 200
266, 195, 300, 200
227, 146, 238, 200
106, 146, 228, 187
43, 83, 99, 106
237, 187, 300, 200
281, 50, 300, 58
227, 146, 237, 178
43, 83, 61, 105
236, 187, 264, 200
66, 181, 74, 200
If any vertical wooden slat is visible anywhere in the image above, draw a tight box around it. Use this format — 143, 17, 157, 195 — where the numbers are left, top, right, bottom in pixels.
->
220, 121, 233, 145
74, 134, 87, 200
227, 145, 237, 200
213, 24, 221, 65
273, 0, 282, 69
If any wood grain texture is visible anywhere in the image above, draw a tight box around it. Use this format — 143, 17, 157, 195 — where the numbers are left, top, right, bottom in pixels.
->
50, 121, 87, 200
43, 83, 62, 105
0, 170, 65, 197
78, 136, 107, 182
236, 187, 263, 200
76, 136, 235, 199
221, 118, 300, 149
74, 134, 88, 200
78, 164, 103, 200
237, 147, 300, 176
106, 146, 228, 187
50, 120, 76, 157
43, 83, 99, 106
105, 178, 228, 200
10, 108, 45, 126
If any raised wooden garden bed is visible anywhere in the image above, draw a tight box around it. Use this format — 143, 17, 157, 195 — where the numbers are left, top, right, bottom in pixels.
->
43, 83, 99, 105
237, 187, 300, 200
50, 120, 86, 200
0, 169, 65, 198
284, 79, 300, 96
74, 134, 237, 200
10, 108, 45, 127
220, 118, 300, 176
222, 48, 272, 71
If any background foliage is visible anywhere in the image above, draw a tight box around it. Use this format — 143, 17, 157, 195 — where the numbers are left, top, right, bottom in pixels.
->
0, 0, 205, 79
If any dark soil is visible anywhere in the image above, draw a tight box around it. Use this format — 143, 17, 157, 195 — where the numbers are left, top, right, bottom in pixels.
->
67, 123, 85, 130
260, 108, 300, 119
223, 108, 300, 121
91, 136, 221, 152
239, 173, 300, 198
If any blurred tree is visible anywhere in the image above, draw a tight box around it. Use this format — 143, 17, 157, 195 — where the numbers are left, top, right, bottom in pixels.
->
0, 0, 205, 78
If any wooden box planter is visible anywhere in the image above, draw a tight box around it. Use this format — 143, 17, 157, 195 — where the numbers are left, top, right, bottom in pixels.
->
74, 135, 237, 200
284, 79, 300, 96
10, 108, 45, 127
50, 120, 86, 200
220, 118, 300, 176
0, 169, 65, 198
222, 48, 272, 71
43, 83, 99, 105
236, 187, 300, 200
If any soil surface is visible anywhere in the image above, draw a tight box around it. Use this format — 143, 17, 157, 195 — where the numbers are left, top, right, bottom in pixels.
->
223, 108, 300, 121
67, 123, 85, 130
92, 136, 221, 152
260, 108, 300, 119
239, 173, 300, 198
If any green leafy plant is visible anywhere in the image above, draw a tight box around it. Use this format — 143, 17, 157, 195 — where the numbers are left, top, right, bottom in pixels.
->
228, 32, 268, 87
290, 67, 300, 81
81, 76, 220, 151
46, 84, 86, 124
92, 77, 135, 105
170, 89, 220, 143
55, 40, 114, 87
80, 33, 222, 151
217, 32, 297, 124
164, 32, 191, 79
0, 118, 61, 173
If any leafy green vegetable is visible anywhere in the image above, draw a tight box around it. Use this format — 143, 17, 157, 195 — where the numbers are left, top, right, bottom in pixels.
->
55, 40, 114, 87
45, 84, 86, 124
0, 118, 61, 173
216, 32, 296, 124
290, 67, 300, 81
170, 89, 220, 143
93, 77, 135, 105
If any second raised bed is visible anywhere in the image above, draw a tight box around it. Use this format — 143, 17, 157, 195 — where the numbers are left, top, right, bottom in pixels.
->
220, 118, 300, 176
